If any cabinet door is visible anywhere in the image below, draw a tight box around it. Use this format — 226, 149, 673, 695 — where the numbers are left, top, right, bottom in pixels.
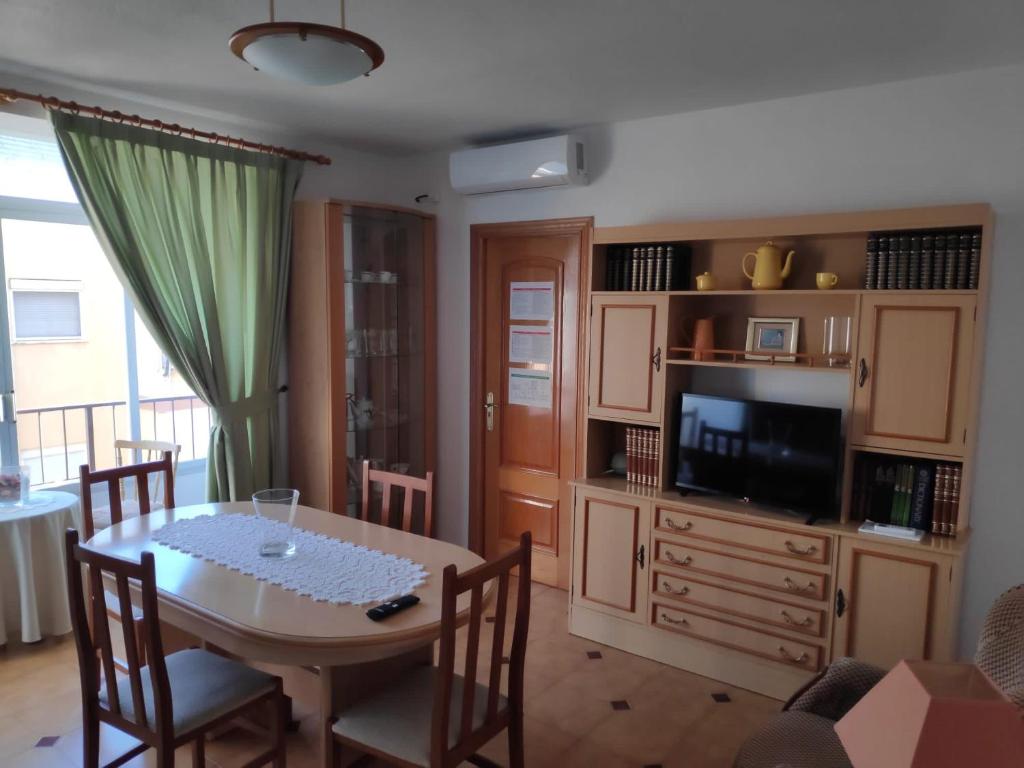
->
851, 295, 975, 455
588, 295, 667, 423
572, 487, 651, 623
832, 538, 954, 668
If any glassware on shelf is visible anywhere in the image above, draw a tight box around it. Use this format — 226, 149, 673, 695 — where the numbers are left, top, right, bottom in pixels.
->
252, 488, 299, 558
823, 316, 852, 368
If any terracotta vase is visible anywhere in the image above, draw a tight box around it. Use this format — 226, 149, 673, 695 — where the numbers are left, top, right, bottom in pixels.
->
693, 317, 715, 362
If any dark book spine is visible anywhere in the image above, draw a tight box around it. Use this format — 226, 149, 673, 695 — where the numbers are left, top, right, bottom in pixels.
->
947, 465, 962, 536
865, 235, 878, 289
920, 234, 934, 290
909, 235, 921, 289
875, 235, 889, 290
652, 431, 661, 487
909, 464, 935, 531
630, 248, 640, 292
665, 245, 675, 291
932, 234, 946, 291
943, 233, 958, 289
896, 235, 910, 290
969, 232, 981, 290
956, 233, 970, 289
654, 246, 665, 292
886, 234, 898, 290
932, 465, 947, 534
645, 247, 655, 291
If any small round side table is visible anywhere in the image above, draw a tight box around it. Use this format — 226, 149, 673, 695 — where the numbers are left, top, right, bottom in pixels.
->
0, 490, 81, 645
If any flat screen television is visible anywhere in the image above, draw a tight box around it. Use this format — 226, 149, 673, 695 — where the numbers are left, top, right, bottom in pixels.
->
675, 393, 842, 520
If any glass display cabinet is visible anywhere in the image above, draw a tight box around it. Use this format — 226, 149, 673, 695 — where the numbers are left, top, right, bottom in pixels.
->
288, 201, 435, 520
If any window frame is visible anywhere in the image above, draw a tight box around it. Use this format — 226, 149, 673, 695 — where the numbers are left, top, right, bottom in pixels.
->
10, 279, 85, 342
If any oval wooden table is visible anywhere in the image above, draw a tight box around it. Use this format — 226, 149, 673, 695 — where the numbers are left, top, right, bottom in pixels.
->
84, 501, 490, 766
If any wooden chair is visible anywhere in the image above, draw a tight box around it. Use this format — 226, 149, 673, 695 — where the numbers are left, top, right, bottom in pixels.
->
86, 440, 180, 534
328, 532, 532, 768
361, 459, 435, 537
64, 528, 287, 768
80, 453, 175, 671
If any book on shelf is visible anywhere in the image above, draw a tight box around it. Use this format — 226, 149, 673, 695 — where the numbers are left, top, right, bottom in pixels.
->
854, 454, 963, 537
864, 229, 981, 291
625, 425, 659, 487
603, 243, 691, 291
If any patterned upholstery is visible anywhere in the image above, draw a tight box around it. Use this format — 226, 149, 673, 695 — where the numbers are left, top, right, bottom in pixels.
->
975, 584, 1024, 707
734, 583, 1024, 767
732, 711, 851, 768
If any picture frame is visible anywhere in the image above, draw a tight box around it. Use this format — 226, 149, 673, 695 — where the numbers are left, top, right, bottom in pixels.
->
745, 317, 800, 362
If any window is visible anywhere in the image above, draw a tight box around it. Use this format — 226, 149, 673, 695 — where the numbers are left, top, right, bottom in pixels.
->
0, 114, 208, 486
11, 281, 83, 340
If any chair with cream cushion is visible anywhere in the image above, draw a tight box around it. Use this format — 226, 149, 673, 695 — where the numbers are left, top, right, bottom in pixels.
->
89, 440, 180, 533
64, 528, 287, 768
328, 532, 532, 768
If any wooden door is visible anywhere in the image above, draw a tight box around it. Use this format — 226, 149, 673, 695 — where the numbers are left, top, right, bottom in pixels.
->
588, 294, 667, 423
851, 295, 976, 455
832, 538, 953, 668
471, 219, 590, 588
572, 487, 650, 623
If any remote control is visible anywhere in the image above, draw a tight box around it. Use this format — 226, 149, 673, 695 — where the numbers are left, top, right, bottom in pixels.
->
366, 594, 420, 621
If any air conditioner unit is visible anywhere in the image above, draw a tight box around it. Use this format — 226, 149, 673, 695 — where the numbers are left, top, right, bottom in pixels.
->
449, 135, 588, 195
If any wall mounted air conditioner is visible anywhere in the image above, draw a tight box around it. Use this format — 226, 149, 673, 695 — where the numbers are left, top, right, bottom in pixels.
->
449, 134, 588, 195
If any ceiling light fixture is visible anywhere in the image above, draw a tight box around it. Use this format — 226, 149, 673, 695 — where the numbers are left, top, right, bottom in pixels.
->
230, 0, 384, 86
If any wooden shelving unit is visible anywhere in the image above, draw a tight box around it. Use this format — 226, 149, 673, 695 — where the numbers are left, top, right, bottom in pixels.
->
570, 203, 993, 700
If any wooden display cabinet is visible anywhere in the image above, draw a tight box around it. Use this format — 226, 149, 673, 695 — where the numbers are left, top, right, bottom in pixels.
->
288, 201, 435, 517
571, 203, 992, 698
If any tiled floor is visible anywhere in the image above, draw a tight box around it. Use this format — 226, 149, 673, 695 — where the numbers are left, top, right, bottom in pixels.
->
0, 581, 779, 767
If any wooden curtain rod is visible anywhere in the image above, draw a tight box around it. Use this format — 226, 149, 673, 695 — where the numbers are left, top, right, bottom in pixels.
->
0, 86, 331, 165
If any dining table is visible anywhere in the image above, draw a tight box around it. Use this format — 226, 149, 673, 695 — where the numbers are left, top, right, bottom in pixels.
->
82, 500, 491, 767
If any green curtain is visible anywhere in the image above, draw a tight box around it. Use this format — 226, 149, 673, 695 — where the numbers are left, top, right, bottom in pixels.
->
50, 112, 303, 502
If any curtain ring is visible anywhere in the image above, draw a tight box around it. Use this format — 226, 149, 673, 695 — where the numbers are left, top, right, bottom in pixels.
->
68, 100, 80, 115
129, 114, 141, 125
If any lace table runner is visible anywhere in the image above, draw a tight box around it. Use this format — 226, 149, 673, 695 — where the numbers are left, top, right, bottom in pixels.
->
151, 513, 427, 605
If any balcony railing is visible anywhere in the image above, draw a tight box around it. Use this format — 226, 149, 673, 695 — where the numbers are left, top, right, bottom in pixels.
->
16, 395, 210, 486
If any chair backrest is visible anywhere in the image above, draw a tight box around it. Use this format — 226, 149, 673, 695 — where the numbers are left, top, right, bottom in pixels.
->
80, 452, 175, 539
975, 584, 1024, 707
115, 440, 180, 504
431, 532, 531, 767
361, 459, 435, 537
64, 528, 172, 740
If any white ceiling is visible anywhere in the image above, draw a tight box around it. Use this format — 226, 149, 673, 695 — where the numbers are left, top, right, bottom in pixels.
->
2, 0, 1024, 154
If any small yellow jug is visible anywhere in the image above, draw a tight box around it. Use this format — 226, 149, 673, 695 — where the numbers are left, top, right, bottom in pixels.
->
742, 241, 795, 290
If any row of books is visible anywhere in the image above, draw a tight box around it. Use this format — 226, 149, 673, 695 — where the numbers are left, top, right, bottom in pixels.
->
853, 455, 962, 536
604, 244, 691, 291
864, 230, 980, 290
626, 426, 660, 486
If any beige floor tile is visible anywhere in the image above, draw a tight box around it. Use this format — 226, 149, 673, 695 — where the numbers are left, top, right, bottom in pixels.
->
473, 715, 578, 768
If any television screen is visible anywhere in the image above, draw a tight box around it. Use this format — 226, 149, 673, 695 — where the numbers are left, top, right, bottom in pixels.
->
675, 393, 842, 518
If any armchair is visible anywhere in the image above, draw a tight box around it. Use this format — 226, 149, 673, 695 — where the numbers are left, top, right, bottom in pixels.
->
733, 584, 1024, 768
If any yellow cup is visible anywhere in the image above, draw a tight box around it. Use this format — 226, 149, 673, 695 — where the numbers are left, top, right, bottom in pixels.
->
816, 272, 839, 290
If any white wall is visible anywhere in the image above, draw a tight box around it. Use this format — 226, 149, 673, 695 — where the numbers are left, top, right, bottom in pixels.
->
428, 63, 1024, 658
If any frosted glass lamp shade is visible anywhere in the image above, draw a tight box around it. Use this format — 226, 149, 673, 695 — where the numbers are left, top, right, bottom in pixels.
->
230, 22, 384, 86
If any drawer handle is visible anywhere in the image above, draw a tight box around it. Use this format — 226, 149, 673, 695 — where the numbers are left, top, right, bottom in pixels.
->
666, 518, 693, 532
784, 540, 818, 557
662, 581, 690, 596
665, 551, 693, 567
783, 576, 816, 595
661, 612, 688, 627
777, 646, 810, 665
780, 609, 813, 627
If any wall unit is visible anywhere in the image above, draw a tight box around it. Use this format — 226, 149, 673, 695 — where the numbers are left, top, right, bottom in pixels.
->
570, 204, 990, 699
288, 201, 436, 519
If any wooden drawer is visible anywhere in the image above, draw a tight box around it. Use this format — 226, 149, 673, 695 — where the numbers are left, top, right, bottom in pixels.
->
652, 601, 822, 671
654, 539, 828, 602
655, 506, 830, 565
652, 570, 825, 637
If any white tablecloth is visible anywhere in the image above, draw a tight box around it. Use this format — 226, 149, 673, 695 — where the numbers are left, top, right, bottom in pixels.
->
0, 490, 81, 644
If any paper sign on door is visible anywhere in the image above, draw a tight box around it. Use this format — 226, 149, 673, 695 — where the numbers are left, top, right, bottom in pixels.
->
509, 325, 553, 365
509, 281, 555, 321
508, 369, 552, 408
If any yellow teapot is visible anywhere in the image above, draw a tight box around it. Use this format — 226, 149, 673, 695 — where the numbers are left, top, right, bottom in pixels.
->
742, 241, 795, 290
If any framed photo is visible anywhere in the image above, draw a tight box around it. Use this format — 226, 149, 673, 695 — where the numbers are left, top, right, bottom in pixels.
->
745, 317, 800, 362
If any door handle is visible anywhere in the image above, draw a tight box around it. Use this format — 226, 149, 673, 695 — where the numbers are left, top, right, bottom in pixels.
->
858, 358, 869, 388
652, 346, 662, 373
635, 544, 645, 569
836, 588, 847, 618
484, 392, 497, 432
1, 392, 15, 424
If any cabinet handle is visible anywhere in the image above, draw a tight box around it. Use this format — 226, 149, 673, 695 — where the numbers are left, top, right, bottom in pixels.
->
780, 610, 813, 627
635, 544, 645, 569
777, 646, 810, 664
836, 588, 847, 618
784, 540, 817, 557
858, 358, 869, 388
783, 576, 816, 595
666, 518, 693, 532
661, 612, 688, 627
662, 581, 690, 596
652, 346, 662, 372
665, 551, 692, 567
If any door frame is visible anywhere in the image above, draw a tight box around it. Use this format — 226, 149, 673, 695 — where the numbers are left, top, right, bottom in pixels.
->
468, 217, 593, 555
